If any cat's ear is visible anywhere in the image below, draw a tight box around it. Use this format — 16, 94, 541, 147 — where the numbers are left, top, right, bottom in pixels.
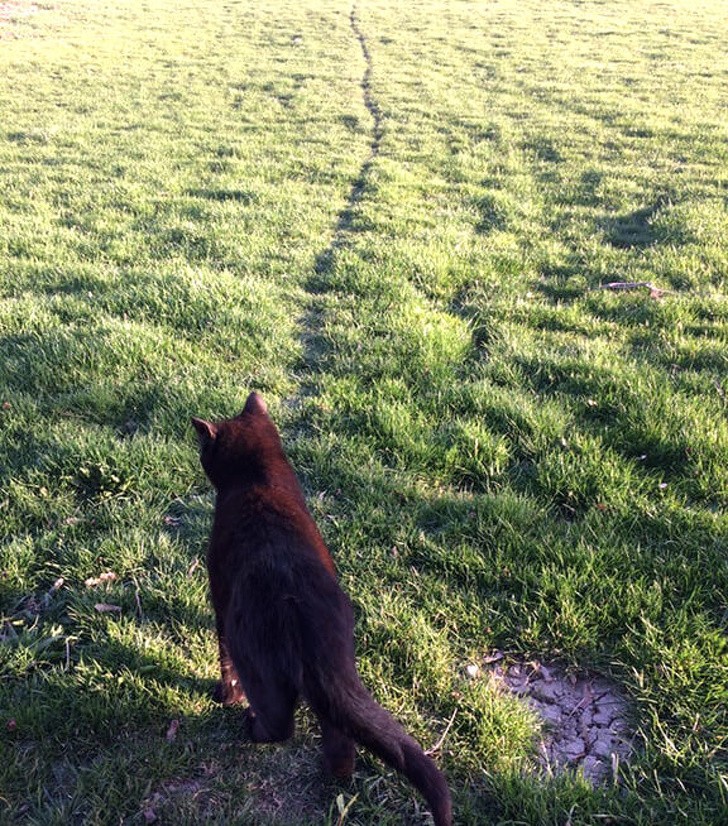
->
191, 417, 217, 448
242, 392, 267, 416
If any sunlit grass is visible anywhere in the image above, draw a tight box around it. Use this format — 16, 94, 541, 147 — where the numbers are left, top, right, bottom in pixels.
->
1, 0, 726, 823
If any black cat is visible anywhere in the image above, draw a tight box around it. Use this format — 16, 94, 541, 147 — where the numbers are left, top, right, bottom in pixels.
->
192, 392, 452, 825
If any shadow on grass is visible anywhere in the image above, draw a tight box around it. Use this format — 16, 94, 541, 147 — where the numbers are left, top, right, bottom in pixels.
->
306, 5, 382, 295
605, 195, 672, 249
185, 187, 256, 204
473, 192, 509, 235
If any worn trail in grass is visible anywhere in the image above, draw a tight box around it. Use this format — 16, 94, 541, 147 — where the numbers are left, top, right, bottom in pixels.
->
1, 1, 727, 824
287, 1, 382, 405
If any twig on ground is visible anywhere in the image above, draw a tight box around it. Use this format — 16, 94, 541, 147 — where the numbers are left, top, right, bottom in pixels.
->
425, 708, 458, 756
597, 281, 671, 298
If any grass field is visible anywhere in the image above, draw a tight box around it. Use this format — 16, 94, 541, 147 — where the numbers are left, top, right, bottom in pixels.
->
1, 0, 727, 823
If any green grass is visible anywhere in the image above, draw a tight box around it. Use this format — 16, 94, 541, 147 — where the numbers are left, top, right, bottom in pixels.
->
1, 0, 727, 823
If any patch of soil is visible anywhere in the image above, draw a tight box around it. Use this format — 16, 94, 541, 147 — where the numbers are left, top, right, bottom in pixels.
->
243, 740, 332, 823
141, 771, 220, 824
484, 657, 635, 784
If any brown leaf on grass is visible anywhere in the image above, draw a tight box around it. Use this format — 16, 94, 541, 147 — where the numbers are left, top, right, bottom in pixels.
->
166, 718, 180, 742
94, 603, 122, 613
85, 571, 117, 587
598, 280, 669, 299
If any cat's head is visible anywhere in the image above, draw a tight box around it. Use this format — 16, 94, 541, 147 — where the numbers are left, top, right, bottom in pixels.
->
191, 392, 284, 489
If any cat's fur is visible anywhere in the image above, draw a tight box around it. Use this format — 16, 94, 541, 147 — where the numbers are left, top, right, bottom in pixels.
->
192, 392, 452, 826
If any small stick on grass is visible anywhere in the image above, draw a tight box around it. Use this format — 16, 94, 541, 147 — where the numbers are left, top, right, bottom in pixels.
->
425, 709, 458, 756
597, 281, 671, 298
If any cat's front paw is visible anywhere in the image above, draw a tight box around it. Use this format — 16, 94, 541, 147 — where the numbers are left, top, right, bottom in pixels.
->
212, 679, 246, 706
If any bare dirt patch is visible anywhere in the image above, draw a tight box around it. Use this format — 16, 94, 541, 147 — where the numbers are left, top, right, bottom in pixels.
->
241, 738, 338, 823
141, 776, 212, 823
480, 656, 636, 784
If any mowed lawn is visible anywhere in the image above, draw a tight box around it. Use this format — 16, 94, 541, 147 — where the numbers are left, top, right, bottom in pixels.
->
1, 0, 726, 823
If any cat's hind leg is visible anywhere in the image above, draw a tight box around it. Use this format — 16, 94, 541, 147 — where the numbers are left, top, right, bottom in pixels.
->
242, 676, 297, 743
213, 633, 246, 706
320, 717, 356, 779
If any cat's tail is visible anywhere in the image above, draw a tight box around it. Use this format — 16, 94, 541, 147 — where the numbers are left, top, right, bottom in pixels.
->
317, 676, 453, 826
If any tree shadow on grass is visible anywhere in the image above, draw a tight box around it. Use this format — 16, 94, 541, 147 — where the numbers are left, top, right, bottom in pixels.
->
473, 192, 509, 235
605, 195, 671, 249
185, 187, 256, 204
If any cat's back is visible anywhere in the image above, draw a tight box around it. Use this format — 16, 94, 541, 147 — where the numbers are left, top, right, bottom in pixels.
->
212, 481, 336, 580
221, 483, 353, 667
